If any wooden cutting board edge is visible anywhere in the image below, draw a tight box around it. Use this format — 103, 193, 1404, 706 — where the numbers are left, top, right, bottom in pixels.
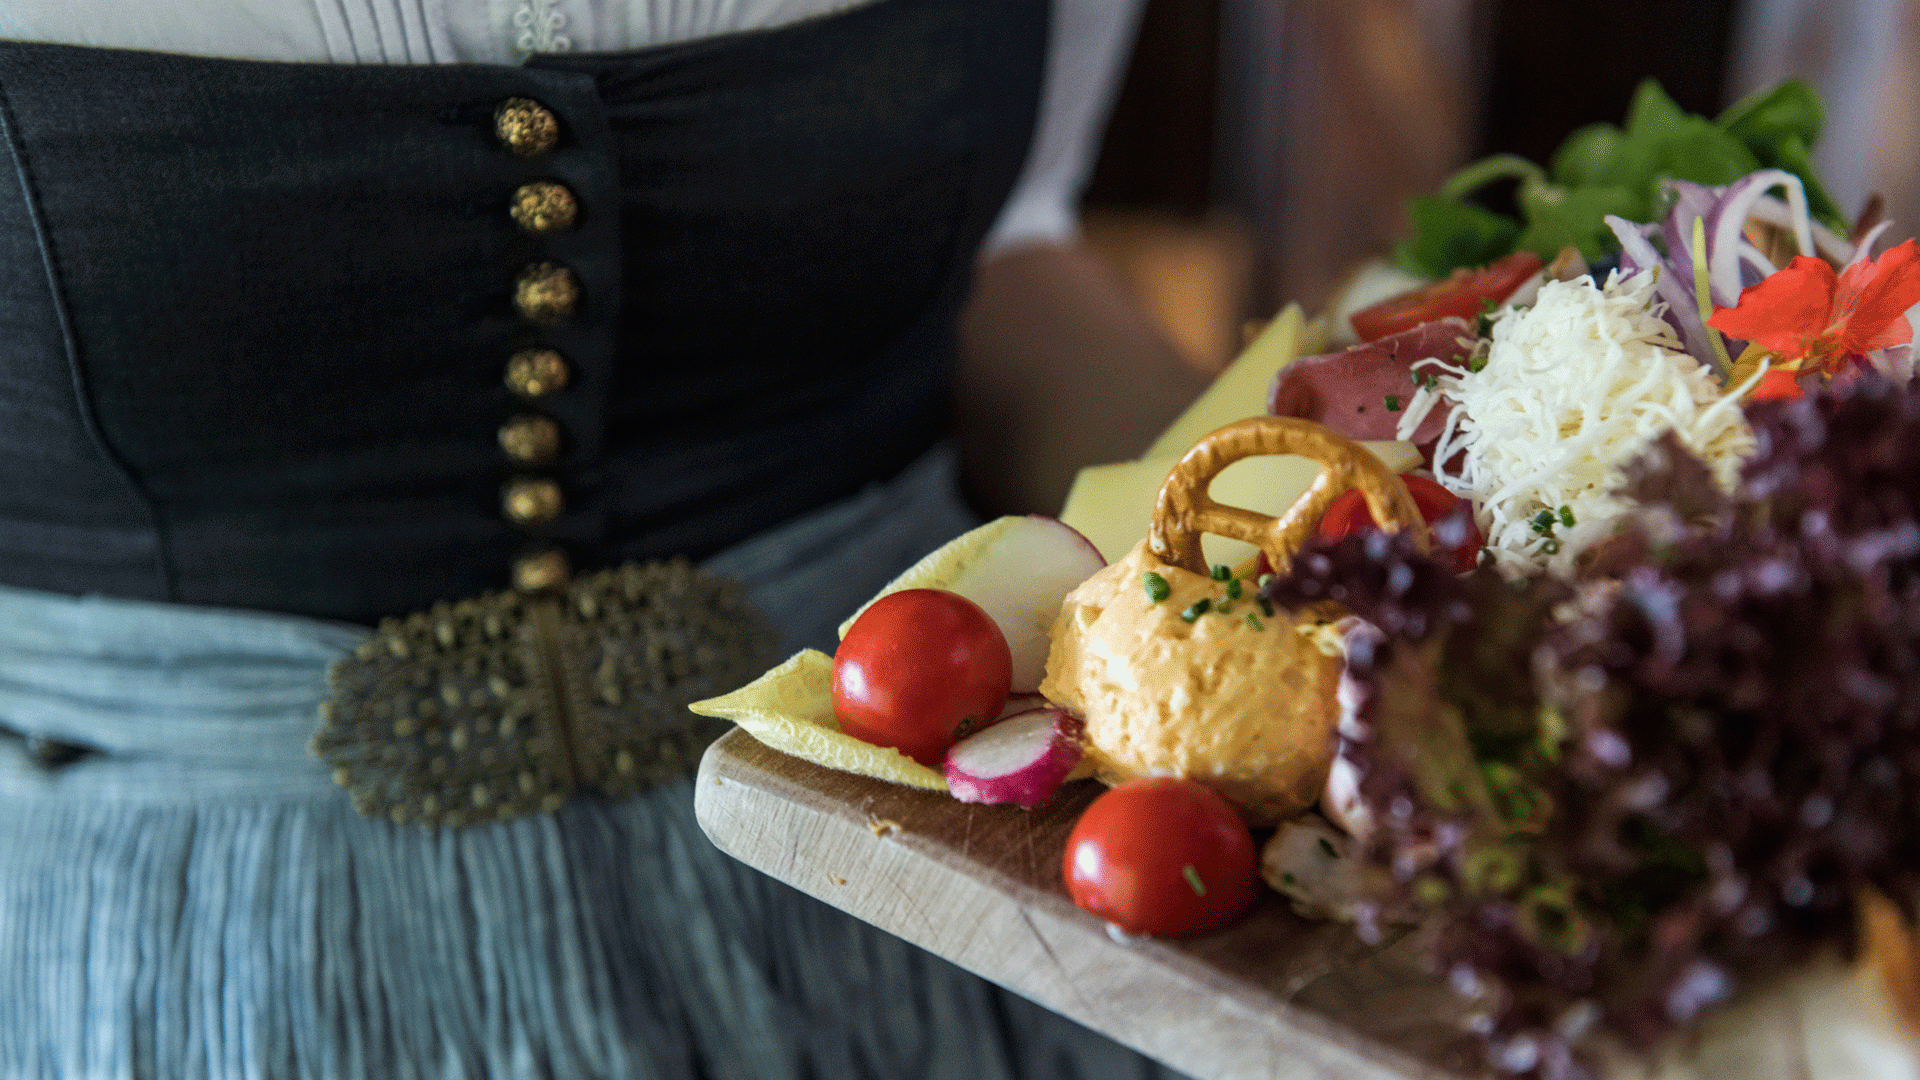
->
695, 727, 1465, 1080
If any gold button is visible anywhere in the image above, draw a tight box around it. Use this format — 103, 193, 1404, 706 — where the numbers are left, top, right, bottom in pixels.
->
499, 414, 562, 465
514, 262, 578, 323
494, 97, 560, 157
513, 549, 571, 592
502, 476, 563, 524
504, 348, 570, 398
510, 181, 578, 233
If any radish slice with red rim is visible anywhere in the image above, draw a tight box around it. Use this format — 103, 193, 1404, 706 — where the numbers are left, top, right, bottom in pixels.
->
945, 706, 1083, 808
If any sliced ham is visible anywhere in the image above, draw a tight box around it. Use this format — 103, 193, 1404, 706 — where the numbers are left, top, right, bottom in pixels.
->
1267, 317, 1476, 461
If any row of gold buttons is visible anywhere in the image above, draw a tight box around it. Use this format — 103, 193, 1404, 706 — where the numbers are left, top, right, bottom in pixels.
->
493, 97, 579, 594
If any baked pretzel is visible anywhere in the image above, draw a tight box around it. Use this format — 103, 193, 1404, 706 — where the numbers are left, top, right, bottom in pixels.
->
1148, 416, 1431, 576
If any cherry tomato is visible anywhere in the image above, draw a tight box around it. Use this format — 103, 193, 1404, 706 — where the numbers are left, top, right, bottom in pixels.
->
831, 589, 1012, 767
1349, 250, 1542, 342
1062, 777, 1260, 938
1315, 474, 1483, 573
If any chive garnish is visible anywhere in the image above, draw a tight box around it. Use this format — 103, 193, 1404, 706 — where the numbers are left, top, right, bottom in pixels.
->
1210, 564, 1231, 581
1180, 599, 1210, 622
1317, 837, 1338, 859
1541, 538, 1562, 555
1559, 505, 1576, 527
1142, 571, 1171, 603
1224, 578, 1242, 600
1469, 355, 1488, 373
1384, 394, 1401, 412
1245, 612, 1263, 631
1182, 865, 1207, 896
1258, 597, 1274, 618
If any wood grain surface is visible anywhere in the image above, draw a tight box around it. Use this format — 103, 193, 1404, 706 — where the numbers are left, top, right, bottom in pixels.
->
695, 727, 1484, 1080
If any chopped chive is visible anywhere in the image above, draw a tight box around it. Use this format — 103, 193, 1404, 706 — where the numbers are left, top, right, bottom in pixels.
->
1469, 355, 1488, 373
1182, 865, 1207, 896
1541, 538, 1562, 555
1384, 394, 1401, 412
1558, 506, 1576, 527
1142, 571, 1171, 603
1215, 601, 1235, 615
1245, 612, 1263, 631
1224, 578, 1242, 600
1210, 564, 1231, 582
1180, 599, 1211, 622
1258, 597, 1275, 618
1531, 509, 1556, 534
1316, 837, 1338, 859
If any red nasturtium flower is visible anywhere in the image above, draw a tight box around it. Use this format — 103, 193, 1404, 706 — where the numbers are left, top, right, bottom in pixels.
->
1709, 239, 1920, 384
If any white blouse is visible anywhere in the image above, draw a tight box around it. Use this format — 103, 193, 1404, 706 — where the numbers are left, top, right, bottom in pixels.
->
0, 0, 1139, 253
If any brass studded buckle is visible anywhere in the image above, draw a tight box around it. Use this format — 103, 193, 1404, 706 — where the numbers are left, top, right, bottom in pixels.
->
313, 560, 776, 827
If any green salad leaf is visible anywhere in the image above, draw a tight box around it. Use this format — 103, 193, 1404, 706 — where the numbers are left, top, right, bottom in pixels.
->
1395, 78, 1845, 278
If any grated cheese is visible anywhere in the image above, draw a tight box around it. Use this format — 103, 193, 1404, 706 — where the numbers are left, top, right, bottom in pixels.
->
1398, 270, 1755, 576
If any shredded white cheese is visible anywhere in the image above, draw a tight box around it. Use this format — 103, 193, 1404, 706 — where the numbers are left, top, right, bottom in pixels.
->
1399, 270, 1755, 576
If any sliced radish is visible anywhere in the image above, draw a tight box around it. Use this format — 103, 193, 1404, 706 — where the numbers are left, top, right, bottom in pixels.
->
943, 516, 1107, 693
944, 706, 1084, 808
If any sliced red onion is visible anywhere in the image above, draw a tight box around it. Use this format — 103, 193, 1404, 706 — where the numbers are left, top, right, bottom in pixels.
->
1607, 214, 1714, 360
1705, 171, 1814, 298
1743, 196, 1852, 264
1847, 220, 1896, 269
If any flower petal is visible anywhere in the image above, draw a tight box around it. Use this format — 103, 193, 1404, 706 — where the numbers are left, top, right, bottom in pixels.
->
1751, 367, 1805, 401
1708, 255, 1836, 360
1833, 240, 1920, 356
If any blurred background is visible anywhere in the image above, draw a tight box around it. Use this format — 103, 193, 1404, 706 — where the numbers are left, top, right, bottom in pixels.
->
1084, 0, 1920, 374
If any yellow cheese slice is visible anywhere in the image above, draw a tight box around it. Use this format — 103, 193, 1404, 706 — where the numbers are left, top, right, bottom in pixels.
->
689, 649, 950, 791
1058, 440, 1424, 569
1142, 303, 1333, 461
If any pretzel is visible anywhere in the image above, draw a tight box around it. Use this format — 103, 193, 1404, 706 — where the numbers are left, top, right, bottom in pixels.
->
1148, 416, 1431, 576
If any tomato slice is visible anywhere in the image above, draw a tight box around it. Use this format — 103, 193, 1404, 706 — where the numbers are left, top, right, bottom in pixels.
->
1349, 250, 1542, 343
1315, 474, 1483, 573
1062, 777, 1260, 938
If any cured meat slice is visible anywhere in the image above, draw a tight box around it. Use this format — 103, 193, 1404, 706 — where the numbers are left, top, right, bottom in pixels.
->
1267, 317, 1475, 460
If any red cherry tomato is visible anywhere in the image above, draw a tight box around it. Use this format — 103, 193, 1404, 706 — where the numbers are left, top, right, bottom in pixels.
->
1062, 777, 1260, 938
1349, 250, 1542, 343
1258, 476, 1482, 575
831, 589, 1012, 767
1315, 474, 1483, 573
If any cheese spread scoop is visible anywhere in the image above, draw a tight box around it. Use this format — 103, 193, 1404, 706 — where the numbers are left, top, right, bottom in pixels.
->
1041, 416, 1430, 825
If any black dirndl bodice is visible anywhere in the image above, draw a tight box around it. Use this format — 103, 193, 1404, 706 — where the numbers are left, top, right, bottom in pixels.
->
0, 0, 1045, 623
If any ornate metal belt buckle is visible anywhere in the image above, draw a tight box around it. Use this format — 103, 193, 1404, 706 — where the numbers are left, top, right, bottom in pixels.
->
313, 560, 776, 827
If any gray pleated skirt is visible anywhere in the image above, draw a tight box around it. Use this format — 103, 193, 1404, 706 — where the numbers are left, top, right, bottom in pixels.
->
0, 450, 1184, 1080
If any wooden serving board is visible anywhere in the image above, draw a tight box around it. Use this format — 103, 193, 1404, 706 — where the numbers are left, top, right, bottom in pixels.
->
695, 727, 1483, 1080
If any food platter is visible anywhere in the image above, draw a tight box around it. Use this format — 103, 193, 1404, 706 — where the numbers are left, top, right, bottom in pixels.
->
695, 727, 1479, 1080
695, 81, 1920, 1080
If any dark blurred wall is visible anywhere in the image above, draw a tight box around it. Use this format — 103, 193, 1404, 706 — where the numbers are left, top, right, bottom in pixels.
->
1478, 0, 1742, 163
1084, 0, 1222, 214
1085, 0, 1754, 312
